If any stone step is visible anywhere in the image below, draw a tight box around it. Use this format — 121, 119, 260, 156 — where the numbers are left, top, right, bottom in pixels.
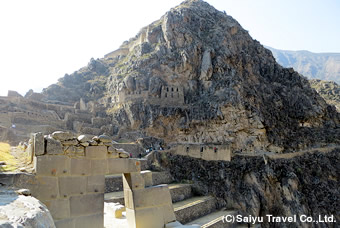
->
173, 196, 217, 224
105, 171, 173, 193
186, 209, 238, 228
152, 171, 174, 186
104, 183, 193, 205
169, 183, 193, 203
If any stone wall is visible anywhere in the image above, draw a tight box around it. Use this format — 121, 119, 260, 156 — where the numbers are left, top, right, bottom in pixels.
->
170, 143, 232, 161
0, 93, 113, 144
28, 132, 140, 228
112, 85, 185, 107
24, 131, 180, 228
112, 143, 144, 158
160, 86, 185, 106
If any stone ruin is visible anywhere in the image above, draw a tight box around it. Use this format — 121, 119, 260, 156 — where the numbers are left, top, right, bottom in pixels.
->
1, 131, 198, 228
110, 86, 185, 107
0, 91, 113, 145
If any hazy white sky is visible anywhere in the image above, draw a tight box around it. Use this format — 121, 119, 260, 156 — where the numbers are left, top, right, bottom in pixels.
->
0, 0, 339, 96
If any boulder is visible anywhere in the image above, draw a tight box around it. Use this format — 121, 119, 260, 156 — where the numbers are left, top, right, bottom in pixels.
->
0, 189, 56, 228
51, 131, 75, 141
45, 137, 63, 155
77, 134, 92, 143
98, 135, 112, 143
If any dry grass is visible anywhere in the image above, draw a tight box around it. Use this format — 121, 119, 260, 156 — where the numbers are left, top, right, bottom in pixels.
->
0, 142, 17, 172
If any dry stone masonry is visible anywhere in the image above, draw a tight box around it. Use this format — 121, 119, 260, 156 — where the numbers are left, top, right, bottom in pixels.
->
28, 131, 136, 228
24, 131, 192, 228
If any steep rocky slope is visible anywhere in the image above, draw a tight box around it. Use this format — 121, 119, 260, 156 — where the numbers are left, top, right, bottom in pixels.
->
104, 0, 339, 152
155, 149, 340, 228
268, 46, 340, 84
309, 79, 340, 112
42, 58, 110, 103
41, 0, 339, 153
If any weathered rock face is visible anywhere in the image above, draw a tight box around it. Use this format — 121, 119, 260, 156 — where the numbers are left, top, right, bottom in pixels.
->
103, 0, 339, 152
0, 188, 56, 228
42, 58, 109, 103
156, 149, 340, 228
39, 0, 339, 153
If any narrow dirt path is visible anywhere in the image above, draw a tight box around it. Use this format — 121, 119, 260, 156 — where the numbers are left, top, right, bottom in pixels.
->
10, 146, 33, 172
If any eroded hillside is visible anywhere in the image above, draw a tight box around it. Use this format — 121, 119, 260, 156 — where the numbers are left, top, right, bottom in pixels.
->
39, 0, 340, 154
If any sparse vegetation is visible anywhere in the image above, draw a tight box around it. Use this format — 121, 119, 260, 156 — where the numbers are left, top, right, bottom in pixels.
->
0, 142, 17, 172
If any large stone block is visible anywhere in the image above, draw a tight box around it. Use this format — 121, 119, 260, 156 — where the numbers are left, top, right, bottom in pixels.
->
161, 204, 177, 224
46, 137, 63, 155
59, 176, 87, 197
43, 199, 70, 220
126, 207, 164, 228
52, 131, 75, 141
131, 185, 173, 209
31, 176, 59, 200
70, 158, 91, 175
123, 172, 145, 191
123, 189, 134, 209
98, 135, 112, 143
33, 132, 44, 156
74, 213, 104, 228
54, 218, 75, 228
91, 159, 108, 175
34, 155, 70, 176
85, 146, 107, 159
141, 170, 153, 187
64, 146, 85, 157
70, 193, 104, 217
87, 175, 105, 193
61, 139, 78, 146
107, 158, 141, 174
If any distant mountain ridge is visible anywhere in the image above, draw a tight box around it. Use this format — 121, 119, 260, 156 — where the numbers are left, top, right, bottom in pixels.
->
267, 46, 340, 84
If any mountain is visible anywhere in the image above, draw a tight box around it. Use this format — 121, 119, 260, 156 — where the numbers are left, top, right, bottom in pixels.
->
267, 46, 340, 84
40, 0, 339, 153
2, 1, 340, 226
42, 58, 109, 103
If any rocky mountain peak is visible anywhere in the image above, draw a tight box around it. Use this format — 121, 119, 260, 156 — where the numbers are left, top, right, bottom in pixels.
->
42, 0, 340, 153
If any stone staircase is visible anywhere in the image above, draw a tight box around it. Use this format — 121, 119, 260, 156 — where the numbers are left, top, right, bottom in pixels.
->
104, 169, 239, 227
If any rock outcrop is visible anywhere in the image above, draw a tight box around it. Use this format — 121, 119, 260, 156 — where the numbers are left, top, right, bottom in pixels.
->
103, 0, 339, 153
42, 58, 109, 103
27, 0, 339, 154
0, 188, 55, 228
